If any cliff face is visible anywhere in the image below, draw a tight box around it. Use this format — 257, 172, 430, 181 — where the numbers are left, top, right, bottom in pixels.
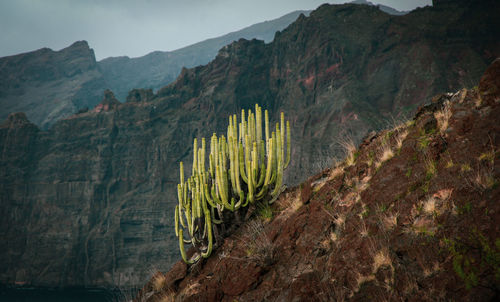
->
0, 1, 499, 289
135, 58, 500, 302
97, 10, 309, 102
0, 41, 107, 129
0, 11, 309, 130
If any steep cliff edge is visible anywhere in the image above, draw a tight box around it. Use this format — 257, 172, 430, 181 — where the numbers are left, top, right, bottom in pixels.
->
0, 41, 107, 129
135, 58, 500, 302
0, 1, 499, 290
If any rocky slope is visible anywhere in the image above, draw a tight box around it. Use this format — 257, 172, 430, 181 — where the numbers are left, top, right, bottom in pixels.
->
134, 58, 500, 302
0, 41, 107, 129
0, 0, 499, 290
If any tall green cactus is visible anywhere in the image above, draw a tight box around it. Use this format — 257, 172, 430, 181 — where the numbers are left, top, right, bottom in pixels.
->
175, 104, 291, 264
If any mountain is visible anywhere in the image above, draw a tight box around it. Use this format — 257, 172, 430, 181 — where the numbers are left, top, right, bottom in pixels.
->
97, 10, 309, 102
350, 0, 409, 15
0, 11, 309, 129
1, 0, 498, 290
0, 41, 107, 129
135, 58, 500, 302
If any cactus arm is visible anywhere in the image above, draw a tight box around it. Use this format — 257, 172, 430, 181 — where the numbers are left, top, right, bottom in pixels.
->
204, 183, 217, 208
239, 143, 248, 183
210, 206, 223, 224
175, 205, 180, 237
201, 208, 213, 258
256, 181, 268, 200
234, 140, 242, 194
280, 113, 285, 159
285, 121, 291, 168
178, 229, 198, 264
192, 138, 198, 175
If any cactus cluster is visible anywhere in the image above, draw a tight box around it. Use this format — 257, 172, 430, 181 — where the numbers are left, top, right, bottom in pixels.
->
175, 104, 291, 264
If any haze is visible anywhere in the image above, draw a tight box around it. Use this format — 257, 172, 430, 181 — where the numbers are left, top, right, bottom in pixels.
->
0, 0, 432, 60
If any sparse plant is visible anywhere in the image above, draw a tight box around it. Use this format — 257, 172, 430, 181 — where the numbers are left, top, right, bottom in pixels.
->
434, 100, 452, 133
375, 142, 394, 169
461, 163, 472, 172
405, 167, 412, 178
373, 248, 393, 273
382, 212, 398, 230
395, 129, 409, 151
257, 202, 273, 221
151, 272, 167, 292
465, 163, 497, 193
478, 151, 495, 164
417, 130, 432, 150
424, 156, 437, 180
243, 220, 275, 266
338, 136, 357, 167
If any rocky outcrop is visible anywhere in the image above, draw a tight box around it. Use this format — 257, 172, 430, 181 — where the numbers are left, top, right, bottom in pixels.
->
0, 0, 499, 290
0, 41, 107, 129
135, 58, 500, 302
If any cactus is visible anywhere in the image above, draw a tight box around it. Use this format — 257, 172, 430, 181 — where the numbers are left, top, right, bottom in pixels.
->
175, 104, 291, 264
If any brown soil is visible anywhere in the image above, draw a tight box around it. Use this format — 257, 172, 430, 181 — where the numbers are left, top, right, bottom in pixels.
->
135, 59, 500, 301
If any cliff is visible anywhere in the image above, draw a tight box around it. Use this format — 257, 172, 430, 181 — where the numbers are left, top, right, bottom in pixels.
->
134, 58, 500, 302
0, 41, 107, 129
97, 10, 309, 102
0, 0, 499, 289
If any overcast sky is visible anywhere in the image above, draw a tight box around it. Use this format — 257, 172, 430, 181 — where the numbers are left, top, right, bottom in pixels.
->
0, 0, 432, 60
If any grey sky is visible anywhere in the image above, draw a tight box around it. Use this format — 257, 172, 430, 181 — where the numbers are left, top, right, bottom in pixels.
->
0, 0, 432, 60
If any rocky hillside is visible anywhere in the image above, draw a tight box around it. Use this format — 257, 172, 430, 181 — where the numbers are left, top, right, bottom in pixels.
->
134, 58, 500, 302
0, 41, 107, 129
0, 0, 498, 290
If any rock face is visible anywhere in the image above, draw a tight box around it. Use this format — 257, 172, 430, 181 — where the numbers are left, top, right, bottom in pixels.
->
0, 41, 107, 129
0, 11, 309, 129
97, 10, 310, 102
0, 0, 499, 289
136, 58, 500, 302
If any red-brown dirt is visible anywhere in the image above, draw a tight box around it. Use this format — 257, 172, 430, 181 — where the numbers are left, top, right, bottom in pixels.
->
135, 59, 500, 301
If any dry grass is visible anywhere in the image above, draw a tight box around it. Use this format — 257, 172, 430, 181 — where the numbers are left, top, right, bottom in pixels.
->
358, 219, 369, 237
151, 272, 167, 292
382, 212, 399, 230
373, 248, 392, 273
470, 166, 497, 192
395, 129, 409, 150
355, 273, 375, 292
424, 154, 437, 178
376, 143, 394, 169
276, 191, 303, 219
242, 220, 275, 266
434, 100, 452, 133
422, 197, 436, 215
338, 137, 357, 167
156, 291, 175, 302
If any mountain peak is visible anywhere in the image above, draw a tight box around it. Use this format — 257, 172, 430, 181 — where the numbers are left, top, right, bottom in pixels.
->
0, 112, 37, 129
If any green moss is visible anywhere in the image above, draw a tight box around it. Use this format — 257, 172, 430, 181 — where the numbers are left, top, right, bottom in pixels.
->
445, 230, 500, 290
405, 167, 412, 178
257, 203, 273, 221
460, 163, 472, 172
